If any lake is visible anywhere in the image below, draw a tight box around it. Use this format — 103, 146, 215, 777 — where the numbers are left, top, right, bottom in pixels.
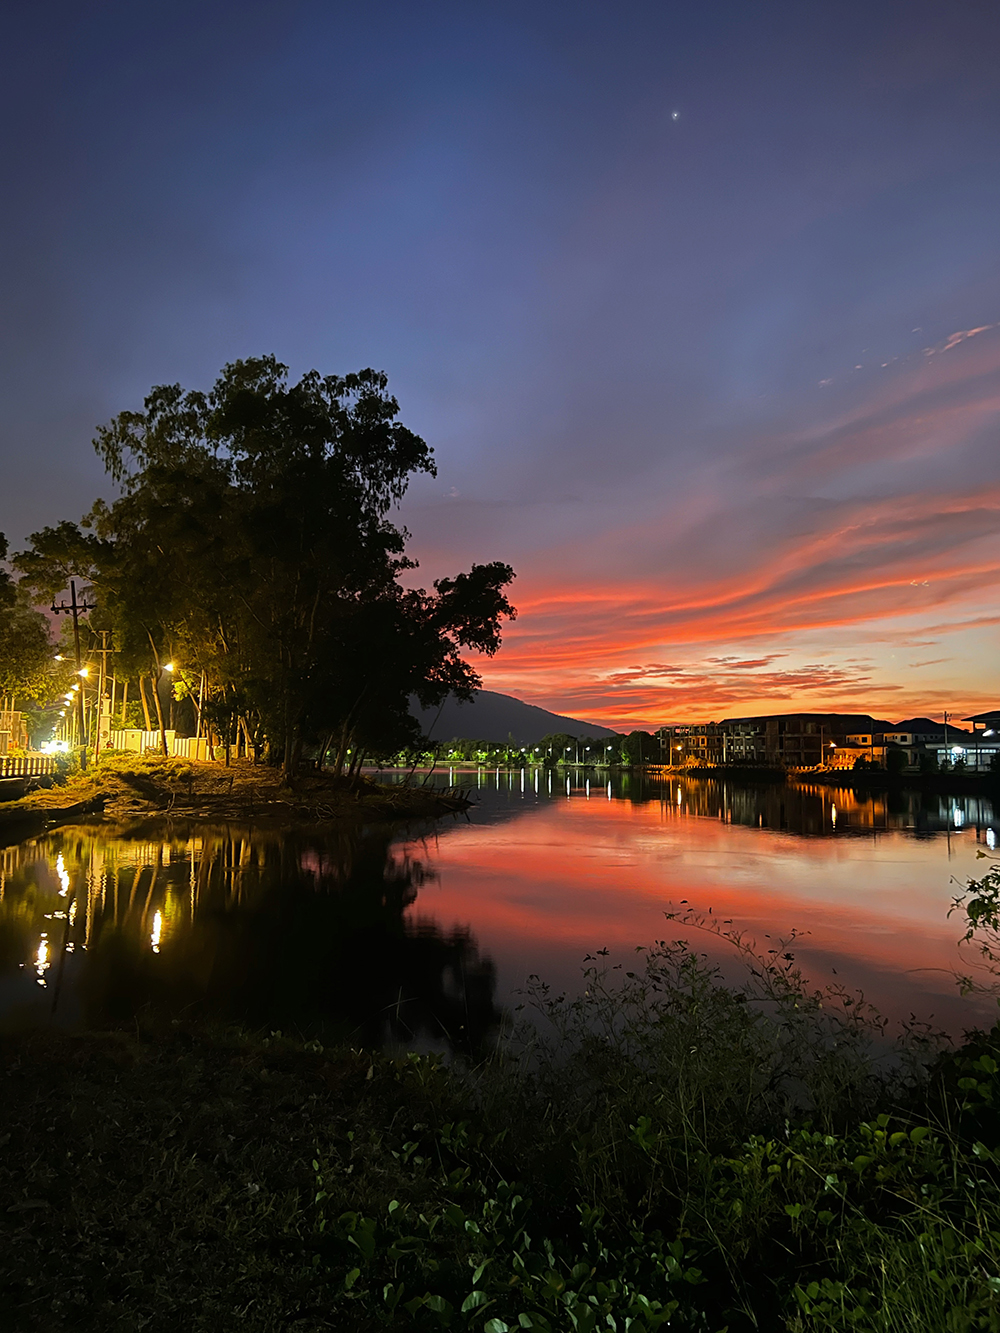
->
1, 770, 997, 1044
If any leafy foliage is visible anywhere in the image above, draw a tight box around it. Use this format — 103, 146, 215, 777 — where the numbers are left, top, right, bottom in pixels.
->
14, 358, 516, 771
621, 730, 659, 764
4, 923, 1000, 1332
0, 532, 56, 703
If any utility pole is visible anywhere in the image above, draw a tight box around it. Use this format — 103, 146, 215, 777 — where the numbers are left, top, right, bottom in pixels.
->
51, 578, 96, 767
944, 710, 950, 765
51, 580, 96, 768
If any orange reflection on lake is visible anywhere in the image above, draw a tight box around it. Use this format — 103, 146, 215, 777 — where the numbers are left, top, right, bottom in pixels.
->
397, 774, 999, 1031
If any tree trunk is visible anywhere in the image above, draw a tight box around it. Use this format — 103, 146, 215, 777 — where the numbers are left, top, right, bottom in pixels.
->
151, 673, 168, 756
333, 724, 351, 777
139, 677, 152, 731
282, 714, 301, 781
195, 671, 205, 739
318, 731, 335, 772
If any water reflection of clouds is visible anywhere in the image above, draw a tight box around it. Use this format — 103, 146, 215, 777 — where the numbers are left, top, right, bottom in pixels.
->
1, 778, 996, 1040
399, 777, 999, 1033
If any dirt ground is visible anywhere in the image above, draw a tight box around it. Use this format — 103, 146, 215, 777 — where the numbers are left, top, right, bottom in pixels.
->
0, 753, 470, 832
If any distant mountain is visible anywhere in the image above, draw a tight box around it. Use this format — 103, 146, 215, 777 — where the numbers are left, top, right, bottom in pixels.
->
410, 690, 619, 745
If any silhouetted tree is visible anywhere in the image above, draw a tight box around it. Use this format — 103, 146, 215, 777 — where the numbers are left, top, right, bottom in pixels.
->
16, 358, 516, 774
0, 533, 55, 705
622, 730, 658, 765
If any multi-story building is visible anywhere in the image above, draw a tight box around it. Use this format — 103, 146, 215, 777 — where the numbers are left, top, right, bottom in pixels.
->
656, 721, 764, 766
655, 712, 991, 772
725, 714, 882, 768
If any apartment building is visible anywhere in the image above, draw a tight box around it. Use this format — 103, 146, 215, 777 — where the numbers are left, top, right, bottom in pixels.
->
655, 711, 989, 772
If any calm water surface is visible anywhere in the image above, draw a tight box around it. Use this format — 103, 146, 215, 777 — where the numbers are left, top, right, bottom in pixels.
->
1, 771, 996, 1044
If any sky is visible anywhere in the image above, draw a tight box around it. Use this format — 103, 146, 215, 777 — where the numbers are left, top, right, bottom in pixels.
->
1, 0, 999, 731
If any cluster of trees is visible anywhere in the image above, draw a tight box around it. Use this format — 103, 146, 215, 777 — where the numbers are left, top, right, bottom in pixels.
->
11, 357, 516, 775
0, 534, 54, 714
377, 732, 661, 768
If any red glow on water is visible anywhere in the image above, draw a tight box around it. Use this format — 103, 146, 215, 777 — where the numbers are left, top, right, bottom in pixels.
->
399, 795, 995, 1030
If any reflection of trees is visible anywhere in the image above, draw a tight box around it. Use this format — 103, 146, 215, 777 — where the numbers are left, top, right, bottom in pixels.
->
0, 823, 500, 1056
609, 775, 995, 837
408, 769, 997, 838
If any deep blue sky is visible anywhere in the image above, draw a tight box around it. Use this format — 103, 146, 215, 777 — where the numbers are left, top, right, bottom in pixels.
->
3, 0, 999, 724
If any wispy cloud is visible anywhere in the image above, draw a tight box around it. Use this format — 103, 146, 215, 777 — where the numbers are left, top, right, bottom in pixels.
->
471, 339, 1000, 727
925, 325, 997, 356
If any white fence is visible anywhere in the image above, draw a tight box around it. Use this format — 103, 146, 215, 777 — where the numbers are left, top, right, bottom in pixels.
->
172, 736, 211, 761
0, 754, 59, 777
108, 730, 211, 762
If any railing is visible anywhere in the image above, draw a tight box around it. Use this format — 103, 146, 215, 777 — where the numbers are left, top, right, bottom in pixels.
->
0, 755, 58, 777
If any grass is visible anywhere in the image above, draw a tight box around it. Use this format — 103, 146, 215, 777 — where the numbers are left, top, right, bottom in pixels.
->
2, 918, 1000, 1331
3, 751, 469, 828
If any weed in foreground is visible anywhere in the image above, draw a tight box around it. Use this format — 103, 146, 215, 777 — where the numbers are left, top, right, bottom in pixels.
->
3, 898, 1000, 1331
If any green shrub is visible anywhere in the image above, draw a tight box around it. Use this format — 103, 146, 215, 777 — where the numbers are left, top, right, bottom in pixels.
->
296, 914, 1000, 1330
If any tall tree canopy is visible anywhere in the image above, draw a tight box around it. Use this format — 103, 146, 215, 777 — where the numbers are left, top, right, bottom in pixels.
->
0, 533, 54, 704
15, 357, 516, 772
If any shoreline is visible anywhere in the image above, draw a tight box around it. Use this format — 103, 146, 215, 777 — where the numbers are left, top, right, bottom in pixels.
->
395, 760, 1000, 798
0, 755, 470, 847
648, 764, 1000, 795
